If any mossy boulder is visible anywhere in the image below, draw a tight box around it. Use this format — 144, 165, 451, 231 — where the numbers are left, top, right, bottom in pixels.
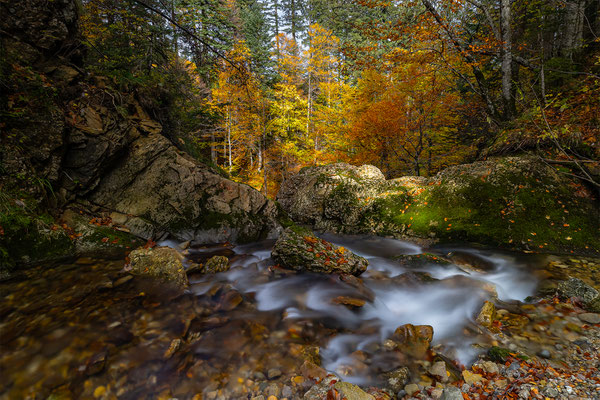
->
271, 226, 368, 276
61, 209, 144, 257
128, 246, 188, 289
203, 255, 230, 274
557, 277, 600, 311
278, 163, 386, 232
277, 157, 600, 253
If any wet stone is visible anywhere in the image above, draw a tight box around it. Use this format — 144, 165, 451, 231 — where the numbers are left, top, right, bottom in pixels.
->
578, 312, 600, 324
267, 368, 282, 380
382, 366, 410, 392
404, 383, 419, 396
203, 256, 230, 274
537, 349, 551, 359
113, 275, 133, 287
333, 381, 375, 400
429, 361, 448, 381
332, 296, 366, 309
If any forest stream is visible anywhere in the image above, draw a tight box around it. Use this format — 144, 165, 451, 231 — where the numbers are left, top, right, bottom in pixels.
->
3, 235, 598, 400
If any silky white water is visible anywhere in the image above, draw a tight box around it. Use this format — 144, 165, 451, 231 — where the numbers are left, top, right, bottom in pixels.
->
185, 233, 538, 384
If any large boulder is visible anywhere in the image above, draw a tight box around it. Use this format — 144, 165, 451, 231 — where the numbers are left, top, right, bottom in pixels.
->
278, 163, 386, 232
277, 157, 600, 253
271, 227, 368, 276
87, 132, 282, 243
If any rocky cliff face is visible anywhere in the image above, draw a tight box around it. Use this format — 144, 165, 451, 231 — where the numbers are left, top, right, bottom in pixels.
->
277, 158, 600, 253
0, 0, 281, 272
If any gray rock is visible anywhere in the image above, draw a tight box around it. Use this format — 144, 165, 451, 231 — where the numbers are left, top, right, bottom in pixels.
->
277, 163, 385, 231
265, 383, 280, 397
276, 158, 600, 252
542, 387, 559, 397
272, 227, 368, 276
440, 386, 463, 400
89, 133, 282, 243
128, 247, 188, 289
382, 366, 410, 392
404, 383, 420, 396
281, 385, 293, 397
429, 361, 448, 381
267, 368, 282, 380
479, 361, 499, 375
557, 278, 599, 304
578, 312, 600, 324
333, 382, 375, 400
537, 349, 551, 359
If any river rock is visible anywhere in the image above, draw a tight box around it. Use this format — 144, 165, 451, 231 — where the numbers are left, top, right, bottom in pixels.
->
578, 313, 600, 324
203, 256, 230, 274
476, 301, 497, 328
332, 382, 375, 400
128, 247, 188, 289
440, 386, 463, 400
391, 324, 434, 358
447, 251, 495, 273
278, 163, 385, 231
271, 227, 368, 276
429, 361, 448, 382
382, 366, 410, 392
404, 383, 420, 396
300, 360, 327, 381
558, 278, 599, 308
332, 296, 366, 308
462, 370, 484, 385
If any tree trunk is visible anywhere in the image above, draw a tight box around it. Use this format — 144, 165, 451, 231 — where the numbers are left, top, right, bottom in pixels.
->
500, 0, 515, 120
561, 0, 586, 58
274, 0, 281, 61
421, 0, 500, 122
227, 109, 232, 169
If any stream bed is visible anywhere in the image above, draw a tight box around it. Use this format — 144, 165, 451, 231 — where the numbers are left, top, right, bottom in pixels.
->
0, 234, 576, 400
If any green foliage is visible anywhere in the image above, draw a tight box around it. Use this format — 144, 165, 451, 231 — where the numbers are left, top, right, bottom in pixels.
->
0, 190, 74, 269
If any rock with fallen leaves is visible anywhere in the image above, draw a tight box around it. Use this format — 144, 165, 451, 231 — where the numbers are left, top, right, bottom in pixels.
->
557, 277, 600, 312
391, 324, 434, 359
271, 227, 368, 276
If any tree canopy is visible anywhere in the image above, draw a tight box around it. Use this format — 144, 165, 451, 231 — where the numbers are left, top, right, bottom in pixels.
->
80, 0, 600, 196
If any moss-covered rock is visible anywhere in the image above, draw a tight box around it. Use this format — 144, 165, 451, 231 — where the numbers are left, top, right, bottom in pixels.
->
203, 255, 230, 274
271, 226, 368, 276
277, 157, 600, 253
61, 209, 144, 257
128, 246, 188, 289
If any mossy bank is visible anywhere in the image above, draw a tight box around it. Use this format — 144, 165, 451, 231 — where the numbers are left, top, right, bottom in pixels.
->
277, 156, 600, 254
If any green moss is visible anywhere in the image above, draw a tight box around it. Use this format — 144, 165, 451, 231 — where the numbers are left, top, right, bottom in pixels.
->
0, 191, 75, 267
83, 225, 143, 250
366, 168, 599, 252
487, 346, 511, 362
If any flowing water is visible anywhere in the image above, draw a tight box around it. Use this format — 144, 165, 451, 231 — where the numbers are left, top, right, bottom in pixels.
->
0, 234, 542, 399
